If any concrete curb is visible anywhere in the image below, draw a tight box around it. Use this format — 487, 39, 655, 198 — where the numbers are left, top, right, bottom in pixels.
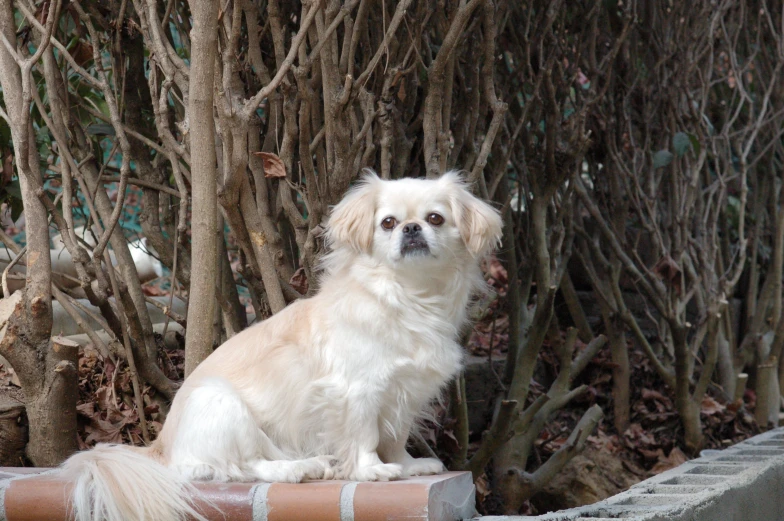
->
483, 427, 784, 521
0, 469, 476, 521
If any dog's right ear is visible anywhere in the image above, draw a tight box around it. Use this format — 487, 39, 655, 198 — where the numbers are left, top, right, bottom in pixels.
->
326, 171, 380, 254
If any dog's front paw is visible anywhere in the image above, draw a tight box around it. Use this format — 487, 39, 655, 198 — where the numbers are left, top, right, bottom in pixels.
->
307, 455, 339, 480
402, 457, 445, 477
346, 463, 403, 482
251, 456, 337, 483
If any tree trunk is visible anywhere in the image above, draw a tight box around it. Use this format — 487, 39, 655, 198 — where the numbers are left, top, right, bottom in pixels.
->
0, 0, 78, 465
0, 394, 26, 466
674, 345, 702, 452
673, 326, 704, 452
0, 295, 79, 465
678, 397, 704, 453
716, 326, 736, 400
608, 319, 630, 434
184, 0, 220, 376
755, 357, 778, 429
24, 337, 79, 465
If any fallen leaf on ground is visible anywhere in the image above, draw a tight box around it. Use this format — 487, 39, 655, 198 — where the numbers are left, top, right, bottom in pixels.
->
651, 447, 688, 473
701, 395, 725, 416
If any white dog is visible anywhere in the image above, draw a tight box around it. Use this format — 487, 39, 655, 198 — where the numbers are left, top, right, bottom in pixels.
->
60, 171, 502, 521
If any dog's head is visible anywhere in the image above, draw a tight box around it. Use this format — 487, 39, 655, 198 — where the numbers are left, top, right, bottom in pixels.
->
326, 171, 502, 268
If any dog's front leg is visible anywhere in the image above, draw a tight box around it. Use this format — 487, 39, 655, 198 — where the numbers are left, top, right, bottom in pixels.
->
332, 396, 403, 482
378, 428, 446, 477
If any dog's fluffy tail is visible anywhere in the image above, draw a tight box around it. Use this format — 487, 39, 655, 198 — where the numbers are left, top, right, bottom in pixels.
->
60, 443, 208, 521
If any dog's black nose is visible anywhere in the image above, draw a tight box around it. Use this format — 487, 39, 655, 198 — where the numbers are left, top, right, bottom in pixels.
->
402, 223, 422, 236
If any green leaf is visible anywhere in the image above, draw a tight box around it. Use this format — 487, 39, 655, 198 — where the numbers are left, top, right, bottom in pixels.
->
5, 179, 21, 200
673, 132, 691, 157
9, 197, 23, 221
0, 119, 11, 149
86, 123, 116, 136
417, 63, 428, 84
688, 133, 701, 157
92, 140, 104, 166
35, 126, 51, 145
653, 149, 674, 169
727, 195, 741, 210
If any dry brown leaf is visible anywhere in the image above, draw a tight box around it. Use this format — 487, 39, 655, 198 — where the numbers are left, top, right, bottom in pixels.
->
701, 395, 725, 416
397, 78, 407, 102
76, 402, 95, 417
623, 423, 657, 446
142, 283, 168, 296
84, 416, 128, 445
475, 473, 491, 505
3, 155, 13, 184
289, 267, 308, 295
651, 447, 688, 474
71, 42, 95, 68
253, 152, 287, 178
486, 257, 508, 284
652, 255, 682, 294
639, 447, 664, 460
641, 388, 670, 403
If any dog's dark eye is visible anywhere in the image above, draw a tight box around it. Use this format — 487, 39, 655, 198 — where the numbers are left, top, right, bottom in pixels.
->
427, 213, 445, 226
381, 216, 397, 230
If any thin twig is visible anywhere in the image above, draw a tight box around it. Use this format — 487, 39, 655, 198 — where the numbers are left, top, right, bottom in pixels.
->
103, 257, 150, 444
2, 245, 27, 297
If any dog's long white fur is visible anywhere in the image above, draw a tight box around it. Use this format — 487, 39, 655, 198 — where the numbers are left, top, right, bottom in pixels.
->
59, 172, 502, 521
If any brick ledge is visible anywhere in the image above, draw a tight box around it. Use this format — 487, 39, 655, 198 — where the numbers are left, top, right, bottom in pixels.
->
0, 468, 475, 521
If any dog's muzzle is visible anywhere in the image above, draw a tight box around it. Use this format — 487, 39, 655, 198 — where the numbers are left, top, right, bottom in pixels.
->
400, 222, 430, 256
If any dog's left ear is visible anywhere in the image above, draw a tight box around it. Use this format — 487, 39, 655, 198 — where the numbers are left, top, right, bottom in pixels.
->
442, 172, 503, 257
326, 171, 380, 253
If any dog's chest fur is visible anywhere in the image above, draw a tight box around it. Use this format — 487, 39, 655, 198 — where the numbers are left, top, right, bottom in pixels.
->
333, 277, 466, 437
364, 319, 463, 441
